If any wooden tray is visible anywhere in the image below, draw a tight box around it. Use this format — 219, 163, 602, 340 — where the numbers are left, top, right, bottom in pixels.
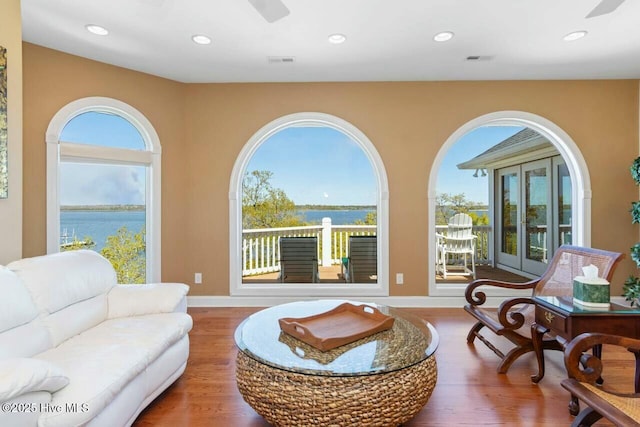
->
278, 302, 395, 352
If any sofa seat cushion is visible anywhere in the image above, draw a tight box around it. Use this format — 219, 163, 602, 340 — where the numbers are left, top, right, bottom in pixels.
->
34, 313, 193, 427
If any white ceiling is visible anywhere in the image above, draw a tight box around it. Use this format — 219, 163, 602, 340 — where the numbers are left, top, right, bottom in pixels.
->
21, 0, 640, 83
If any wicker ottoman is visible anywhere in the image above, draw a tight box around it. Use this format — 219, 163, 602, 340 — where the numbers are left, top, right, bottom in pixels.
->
235, 300, 439, 427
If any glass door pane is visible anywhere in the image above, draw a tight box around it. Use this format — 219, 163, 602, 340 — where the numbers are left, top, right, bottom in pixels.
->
501, 173, 518, 255
497, 167, 520, 270
522, 159, 551, 276
557, 160, 572, 246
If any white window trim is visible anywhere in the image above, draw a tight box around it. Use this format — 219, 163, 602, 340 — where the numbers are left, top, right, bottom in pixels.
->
45, 97, 162, 282
428, 111, 591, 297
229, 112, 390, 297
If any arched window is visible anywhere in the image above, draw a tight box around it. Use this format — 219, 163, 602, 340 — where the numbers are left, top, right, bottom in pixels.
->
229, 112, 389, 297
46, 97, 161, 282
429, 111, 590, 298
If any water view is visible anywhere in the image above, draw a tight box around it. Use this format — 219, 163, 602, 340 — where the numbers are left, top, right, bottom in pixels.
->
297, 208, 375, 225
61, 207, 375, 251
61, 209, 145, 251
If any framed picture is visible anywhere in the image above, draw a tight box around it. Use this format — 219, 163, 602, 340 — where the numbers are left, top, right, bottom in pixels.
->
0, 46, 7, 198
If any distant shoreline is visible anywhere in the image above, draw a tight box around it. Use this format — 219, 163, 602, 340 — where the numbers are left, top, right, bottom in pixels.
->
60, 204, 374, 212
61, 205, 145, 211
296, 205, 375, 211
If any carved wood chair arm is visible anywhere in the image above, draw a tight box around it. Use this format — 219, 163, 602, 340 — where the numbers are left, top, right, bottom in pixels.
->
495, 297, 535, 330
564, 332, 640, 384
464, 278, 539, 306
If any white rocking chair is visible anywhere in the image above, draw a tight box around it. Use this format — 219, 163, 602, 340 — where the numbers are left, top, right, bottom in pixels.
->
436, 213, 477, 279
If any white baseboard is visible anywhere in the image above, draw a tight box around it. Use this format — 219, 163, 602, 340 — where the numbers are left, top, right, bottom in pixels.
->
187, 295, 507, 308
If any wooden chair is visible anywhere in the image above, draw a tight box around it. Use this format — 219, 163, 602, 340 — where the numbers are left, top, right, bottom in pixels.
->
278, 237, 319, 283
562, 332, 640, 426
464, 245, 623, 373
345, 236, 377, 283
436, 213, 477, 279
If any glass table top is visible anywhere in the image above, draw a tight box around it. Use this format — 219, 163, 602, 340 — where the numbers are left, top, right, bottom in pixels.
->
535, 295, 640, 314
234, 300, 439, 376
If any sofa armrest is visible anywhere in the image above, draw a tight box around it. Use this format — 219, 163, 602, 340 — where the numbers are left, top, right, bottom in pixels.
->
0, 358, 69, 402
107, 283, 190, 319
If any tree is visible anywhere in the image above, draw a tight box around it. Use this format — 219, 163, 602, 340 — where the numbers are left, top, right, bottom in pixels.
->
355, 211, 377, 225
100, 226, 146, 284
242, 170, 304, 229
468, 211, 489, 226
436, 192, 488, 225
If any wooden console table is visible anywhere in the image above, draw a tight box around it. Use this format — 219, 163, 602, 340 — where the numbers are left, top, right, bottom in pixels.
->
531, 296, 640, 414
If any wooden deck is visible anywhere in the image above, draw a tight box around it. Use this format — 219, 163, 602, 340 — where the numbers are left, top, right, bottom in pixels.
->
436, 265, 531, 284
244, 264, 530, 284
243, 264, 347, 283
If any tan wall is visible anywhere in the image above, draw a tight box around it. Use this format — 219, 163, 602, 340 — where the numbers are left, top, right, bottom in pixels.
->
22, 43, 188, 281
0, 0, 23, 264
23, 43, 639, 296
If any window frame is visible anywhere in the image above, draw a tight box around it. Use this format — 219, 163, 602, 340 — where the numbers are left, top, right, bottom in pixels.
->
46, 97, 162, 282
229, 112, 390, 297
428, 110, 591, 297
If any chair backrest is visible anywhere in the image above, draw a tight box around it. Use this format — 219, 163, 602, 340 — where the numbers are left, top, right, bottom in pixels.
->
443, 213, 475, 253
279, 237, 318, 283
348, 235, 377, 283
534, 245, 624, 297
446, 213, 473, 239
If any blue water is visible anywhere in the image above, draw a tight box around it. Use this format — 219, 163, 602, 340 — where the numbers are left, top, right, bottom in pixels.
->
60, 208, 373, 251
297, 209, 375, 225
60, 210, 145, 251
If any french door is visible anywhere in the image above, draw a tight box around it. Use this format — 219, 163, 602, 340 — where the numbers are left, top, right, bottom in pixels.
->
496, 156, 570, 277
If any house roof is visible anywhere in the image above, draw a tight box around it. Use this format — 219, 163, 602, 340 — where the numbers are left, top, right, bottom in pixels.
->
456, 128, 554, 170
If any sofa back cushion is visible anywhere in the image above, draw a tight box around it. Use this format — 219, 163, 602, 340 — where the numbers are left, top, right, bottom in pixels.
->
0, 267, 38, 333
8, 250, 117, 314
0, 267, 52, 358
8, 251, 117, 346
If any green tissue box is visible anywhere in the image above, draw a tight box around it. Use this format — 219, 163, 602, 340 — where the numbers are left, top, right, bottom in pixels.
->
573, 276, 610, 309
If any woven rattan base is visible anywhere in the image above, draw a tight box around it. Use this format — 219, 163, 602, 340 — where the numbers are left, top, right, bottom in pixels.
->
236, 351, 437, 427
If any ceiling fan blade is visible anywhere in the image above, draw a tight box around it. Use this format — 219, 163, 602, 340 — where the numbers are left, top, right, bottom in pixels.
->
248, 0, 290, 23
585, 0, 626, 18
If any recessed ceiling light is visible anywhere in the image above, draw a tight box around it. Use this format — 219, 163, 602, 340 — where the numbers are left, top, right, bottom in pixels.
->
192, 34, 212, 45
328, 33, 347, 44
563, 30, 588, 42
85, 24, 109, 36
433, 31, 454, 42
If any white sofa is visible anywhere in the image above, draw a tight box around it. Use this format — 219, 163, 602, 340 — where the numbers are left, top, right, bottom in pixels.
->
0, 250, 192, 427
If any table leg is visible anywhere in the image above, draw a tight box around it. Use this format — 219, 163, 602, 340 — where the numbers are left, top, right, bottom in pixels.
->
531, 322, 548, 383
593, 344, 604, 386
632, 349, 640, 393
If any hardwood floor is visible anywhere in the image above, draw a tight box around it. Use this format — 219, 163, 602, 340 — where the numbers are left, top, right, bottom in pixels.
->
134, 307, 631, 426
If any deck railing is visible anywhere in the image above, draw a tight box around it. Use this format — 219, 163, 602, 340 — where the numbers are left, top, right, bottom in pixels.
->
242, 219, 375, 276
243, 221, 492, 277
436, 224, 492, 264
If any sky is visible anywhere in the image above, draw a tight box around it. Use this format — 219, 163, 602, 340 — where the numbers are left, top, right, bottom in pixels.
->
59, 111, 527, 207
437, 125, 524, 205
59, 112, 147, 206
246, 126, 377, 206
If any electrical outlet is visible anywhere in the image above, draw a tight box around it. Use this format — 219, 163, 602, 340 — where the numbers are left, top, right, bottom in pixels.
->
396, 273, 404, 285
194, 273, 202, 284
